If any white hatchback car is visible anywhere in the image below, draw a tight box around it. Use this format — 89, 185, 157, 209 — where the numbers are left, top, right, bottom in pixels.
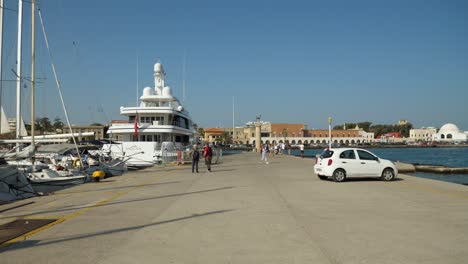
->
314, 148, 398, 182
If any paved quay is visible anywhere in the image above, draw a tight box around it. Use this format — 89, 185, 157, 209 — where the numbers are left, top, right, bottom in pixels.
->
1, 152, 468, 264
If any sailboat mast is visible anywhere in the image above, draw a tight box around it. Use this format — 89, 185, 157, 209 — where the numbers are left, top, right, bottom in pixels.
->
232, 96, 234, 143
0, 0, 4, 133
15, 0, 23, 150
31, 0, 35, 147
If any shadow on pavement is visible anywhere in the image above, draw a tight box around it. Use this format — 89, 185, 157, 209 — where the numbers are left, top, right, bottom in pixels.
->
0, 209, 234, 252
55, 181, 182, 195
0, 186, 236, 220
322, 177, 404, 183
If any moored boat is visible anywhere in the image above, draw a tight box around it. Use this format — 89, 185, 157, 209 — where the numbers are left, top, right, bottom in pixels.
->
105, 62, 196, 168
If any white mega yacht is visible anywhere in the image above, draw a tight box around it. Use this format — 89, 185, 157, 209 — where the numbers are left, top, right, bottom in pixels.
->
104, 62, 195, 168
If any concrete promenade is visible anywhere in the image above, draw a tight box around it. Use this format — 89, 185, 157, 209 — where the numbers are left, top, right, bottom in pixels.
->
1, 152, 468, 264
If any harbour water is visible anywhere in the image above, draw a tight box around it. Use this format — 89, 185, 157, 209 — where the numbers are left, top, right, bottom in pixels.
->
289, 147, 468, 185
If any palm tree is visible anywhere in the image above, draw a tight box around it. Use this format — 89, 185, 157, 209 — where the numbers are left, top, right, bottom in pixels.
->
221, 131, 232, 145
282, 128, 288, 143
35, 117, 52, 135
53, 117, 64, 132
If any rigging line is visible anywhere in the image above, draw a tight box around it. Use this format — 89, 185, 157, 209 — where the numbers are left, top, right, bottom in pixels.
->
0, 0, 42, 12
0, 4, 17, 12
10, 69, 44, 83
37, 7, 83, 167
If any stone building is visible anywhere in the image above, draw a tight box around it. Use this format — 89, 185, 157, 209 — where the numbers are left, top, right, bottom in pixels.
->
410, 127, 437, 142
203, 128, 224, 144
63, 125, 105, 141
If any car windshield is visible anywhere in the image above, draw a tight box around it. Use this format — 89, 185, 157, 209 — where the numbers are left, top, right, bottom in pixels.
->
320, 149, 334, 159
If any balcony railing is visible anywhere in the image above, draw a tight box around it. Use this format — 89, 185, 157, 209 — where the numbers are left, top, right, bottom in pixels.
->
110, 121, 189, 130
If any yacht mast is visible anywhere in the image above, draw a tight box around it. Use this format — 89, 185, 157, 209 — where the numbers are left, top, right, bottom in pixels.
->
136, 55, 139, 106
15, 0, 23, 151
31, 0, 35, 148
182, 51, 186, 102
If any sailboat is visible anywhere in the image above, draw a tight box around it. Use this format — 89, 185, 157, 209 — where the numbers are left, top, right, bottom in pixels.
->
6, 1, 86, 189
0, 0, 35, 202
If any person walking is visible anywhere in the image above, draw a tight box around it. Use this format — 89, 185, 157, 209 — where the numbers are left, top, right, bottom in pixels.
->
191, 144, 200, 173
203, 143, 213, 172
300, 143, 305, 158
261, 144, 269, 164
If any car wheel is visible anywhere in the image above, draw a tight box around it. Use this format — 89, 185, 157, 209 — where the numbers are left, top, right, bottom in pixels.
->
332, 169, 346, 182
318, 175, 327, 180
381, 168, 395, 181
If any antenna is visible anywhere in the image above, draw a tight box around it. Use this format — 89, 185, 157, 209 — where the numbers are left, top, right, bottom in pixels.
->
136, 54, 139, 106
182, 49, 186, 102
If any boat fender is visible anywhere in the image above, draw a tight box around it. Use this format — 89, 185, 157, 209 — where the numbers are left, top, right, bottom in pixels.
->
92, 170, 105, 182
73, 159, 82, 168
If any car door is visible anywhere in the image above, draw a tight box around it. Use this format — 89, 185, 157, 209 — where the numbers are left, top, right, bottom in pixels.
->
356, 150, 381, 176
338, 150, 360, 177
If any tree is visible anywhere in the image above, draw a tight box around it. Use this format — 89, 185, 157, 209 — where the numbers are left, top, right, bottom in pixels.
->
197, 127, 205, 136
357, 122, 372, 131
220, 131, 232, 145
282, 128, 288, 142
53, 117, 64, 132
35, 117, 52, 135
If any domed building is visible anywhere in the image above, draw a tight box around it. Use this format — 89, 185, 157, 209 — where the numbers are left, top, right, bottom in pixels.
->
433, 123, 467, 142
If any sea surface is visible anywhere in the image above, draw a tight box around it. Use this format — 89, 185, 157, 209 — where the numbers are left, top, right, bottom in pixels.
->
237, 147, 468, 185
223, 147, 468, 185
293, 147, 468, 167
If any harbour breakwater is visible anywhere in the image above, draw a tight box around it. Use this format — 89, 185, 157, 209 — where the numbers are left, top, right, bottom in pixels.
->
393, 162, 468, 174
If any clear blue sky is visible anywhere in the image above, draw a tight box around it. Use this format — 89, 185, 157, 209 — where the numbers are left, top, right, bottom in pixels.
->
1, 0, 467, 130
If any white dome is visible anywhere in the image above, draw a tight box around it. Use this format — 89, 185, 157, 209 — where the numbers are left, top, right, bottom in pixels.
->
142, 86, 153, 96
162, 86, 173, 97
439, 123, 460, 133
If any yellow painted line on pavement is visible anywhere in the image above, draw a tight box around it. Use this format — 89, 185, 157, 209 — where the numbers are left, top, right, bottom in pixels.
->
0, 170, 177, 248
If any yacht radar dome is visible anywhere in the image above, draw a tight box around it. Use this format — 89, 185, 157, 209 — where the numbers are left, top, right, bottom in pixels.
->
143, 87, 153, 96
162, 86, 173, 98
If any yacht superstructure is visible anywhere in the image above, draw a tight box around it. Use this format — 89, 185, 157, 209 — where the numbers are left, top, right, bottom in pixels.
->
105, 62, 195, 168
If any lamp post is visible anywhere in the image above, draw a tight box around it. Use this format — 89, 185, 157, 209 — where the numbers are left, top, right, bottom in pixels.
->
328, 116, 332, 149
255, 115, 262, 153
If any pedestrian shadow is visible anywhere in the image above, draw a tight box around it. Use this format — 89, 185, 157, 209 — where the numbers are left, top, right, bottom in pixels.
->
0, 209, 235, 252
209, 169, 236, 172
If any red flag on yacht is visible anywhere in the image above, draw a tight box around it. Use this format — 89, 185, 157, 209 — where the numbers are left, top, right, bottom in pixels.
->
134, 112, 139, 138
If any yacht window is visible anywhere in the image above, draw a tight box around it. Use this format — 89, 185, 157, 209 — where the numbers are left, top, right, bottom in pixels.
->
155, 116, 164, 125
